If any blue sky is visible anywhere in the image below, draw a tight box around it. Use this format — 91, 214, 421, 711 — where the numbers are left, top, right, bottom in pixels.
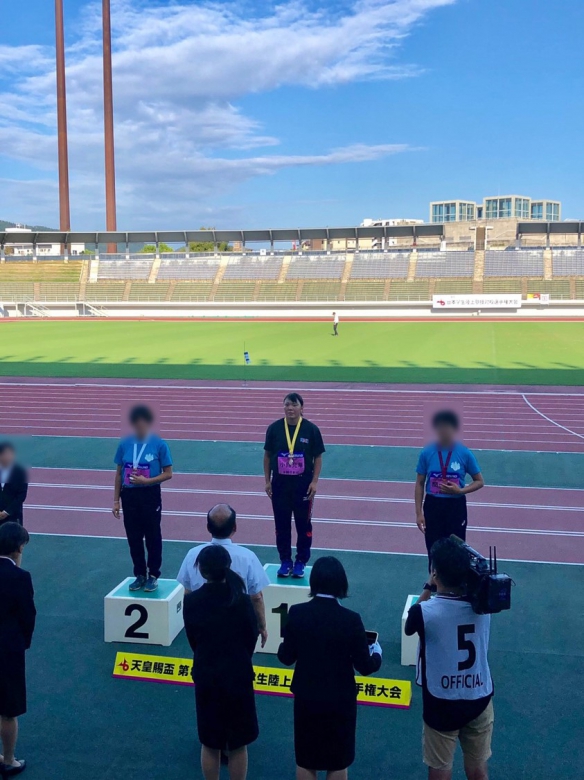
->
1, 0, 582, 229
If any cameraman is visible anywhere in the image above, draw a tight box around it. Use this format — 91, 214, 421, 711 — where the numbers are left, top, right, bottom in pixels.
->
405, 538, 494, 780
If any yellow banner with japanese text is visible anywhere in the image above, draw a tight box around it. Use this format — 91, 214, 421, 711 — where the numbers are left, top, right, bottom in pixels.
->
113, 652, 411, 709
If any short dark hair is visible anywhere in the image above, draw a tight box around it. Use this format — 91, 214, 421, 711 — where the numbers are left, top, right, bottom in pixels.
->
432, 409, 460, 430
430, 537, 471, 589
284, 392, 304, 407
207, 504, 236, 539
0, 441, 15, 457
0, 522, 30, 556
309, 556, 349, 599
129, 405, 154, 425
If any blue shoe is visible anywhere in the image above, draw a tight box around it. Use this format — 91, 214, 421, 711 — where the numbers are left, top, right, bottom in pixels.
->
292, 561, 305, 578
144, 576, 159, 592
129, 575, 146, 591
277, 560, 293, 578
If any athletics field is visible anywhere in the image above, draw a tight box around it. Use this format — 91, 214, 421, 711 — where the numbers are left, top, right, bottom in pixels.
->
2, 319, 584, 384
0, 318, 583, 780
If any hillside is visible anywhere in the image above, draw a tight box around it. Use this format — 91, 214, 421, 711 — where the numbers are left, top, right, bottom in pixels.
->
0, 219, 56, 231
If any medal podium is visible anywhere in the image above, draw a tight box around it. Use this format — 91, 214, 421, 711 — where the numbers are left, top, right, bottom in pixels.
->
401, 594, 419, 665
104, 578, 184, 646
257, 563, 312, 655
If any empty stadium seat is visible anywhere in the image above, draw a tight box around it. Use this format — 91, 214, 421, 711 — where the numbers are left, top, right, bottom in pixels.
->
223, 256, 282, 280
482, 279, 523, 294
158, 257, 220, 280
98, 259, 152, 280
38, 283, 80, 301
0, 282, 34, 301
434, 279, 474, 294
388, 281, 430, 300
287, 255, 345, 279
256, 282, 299, 301
484, 250, 544, 277
552, 249, 584, 276
415, 251, 474, 278
213, 282, 257, 301
526, 279, 571, 300
128, 283, 170, 301
299, 282, 342, 301
344, 281, 387, 300
350, 253, 409, 279
171, 282, 213, 301
85, 282, 126, 301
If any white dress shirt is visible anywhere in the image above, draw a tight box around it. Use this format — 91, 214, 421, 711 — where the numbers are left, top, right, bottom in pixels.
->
177, 537, 270, 595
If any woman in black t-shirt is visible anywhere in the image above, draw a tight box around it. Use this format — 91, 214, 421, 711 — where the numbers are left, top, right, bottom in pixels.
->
263, 392, 325, 579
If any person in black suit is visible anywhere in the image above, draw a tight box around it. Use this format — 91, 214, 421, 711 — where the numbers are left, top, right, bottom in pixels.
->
184, 544, 259, 780
0, 522, 36, 777
0, 443, 28, 528
278, 556, 382, 780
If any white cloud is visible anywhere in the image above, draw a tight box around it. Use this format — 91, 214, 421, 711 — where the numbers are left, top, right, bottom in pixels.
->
0, 0, 455, 227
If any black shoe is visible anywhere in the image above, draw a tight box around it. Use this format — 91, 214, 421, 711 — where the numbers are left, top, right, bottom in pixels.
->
144, 576, 159, 592
129, 576, 146, 591
1, 759, 27, 776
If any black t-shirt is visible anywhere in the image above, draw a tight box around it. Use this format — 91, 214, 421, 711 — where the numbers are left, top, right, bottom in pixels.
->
264, 418, 325, 478
405, 603, 493, 732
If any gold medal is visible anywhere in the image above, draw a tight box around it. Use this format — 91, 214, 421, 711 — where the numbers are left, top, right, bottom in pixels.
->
284, 417, 302, 467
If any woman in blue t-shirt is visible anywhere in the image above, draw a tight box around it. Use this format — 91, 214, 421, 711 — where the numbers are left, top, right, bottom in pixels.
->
414, 410, 484, 565
113, 405, 173, 592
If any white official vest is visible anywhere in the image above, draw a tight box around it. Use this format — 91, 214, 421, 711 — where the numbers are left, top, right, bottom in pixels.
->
417, 596, 493, 701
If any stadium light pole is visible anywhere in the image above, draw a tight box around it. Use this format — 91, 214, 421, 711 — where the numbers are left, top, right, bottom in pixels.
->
102, 0, 118, 251
55, 0, 71, 233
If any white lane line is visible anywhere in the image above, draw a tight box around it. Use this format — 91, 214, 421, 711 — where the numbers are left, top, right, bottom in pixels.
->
27, 482, 584, 513
27, 531, 584, 566
1, 380, 584, 397
24, 503, 584, 537
521, 394, 584, 441
28, 465, 584, 492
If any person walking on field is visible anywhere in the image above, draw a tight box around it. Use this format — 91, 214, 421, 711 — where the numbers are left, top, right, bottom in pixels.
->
332, 312, 339, 336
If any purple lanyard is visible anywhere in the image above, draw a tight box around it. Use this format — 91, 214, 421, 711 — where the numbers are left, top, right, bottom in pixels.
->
438, 450, 453, 478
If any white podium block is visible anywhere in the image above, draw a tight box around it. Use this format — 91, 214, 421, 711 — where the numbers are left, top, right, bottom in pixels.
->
257, 564, 312, 655
104, 578, 185, 647
401, 594, 419, 666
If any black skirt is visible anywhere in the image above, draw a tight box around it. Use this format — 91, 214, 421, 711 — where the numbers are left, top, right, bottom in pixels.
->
0, 650, 26, 718
195, 685, 258, 751
294, 697, 357, 771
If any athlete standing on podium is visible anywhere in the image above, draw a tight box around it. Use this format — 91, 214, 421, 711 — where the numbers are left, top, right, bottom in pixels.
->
112, 405, 173, 592
264, 393, 325, 579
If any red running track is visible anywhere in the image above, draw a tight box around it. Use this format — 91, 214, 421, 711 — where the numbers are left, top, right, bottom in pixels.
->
26, 468, 584, 565
2, 378, 584, 451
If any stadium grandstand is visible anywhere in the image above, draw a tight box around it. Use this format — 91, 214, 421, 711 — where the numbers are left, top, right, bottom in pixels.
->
1, 223, 583, 309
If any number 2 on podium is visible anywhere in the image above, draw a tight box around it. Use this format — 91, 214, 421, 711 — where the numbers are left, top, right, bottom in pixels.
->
125, 604, 149, 639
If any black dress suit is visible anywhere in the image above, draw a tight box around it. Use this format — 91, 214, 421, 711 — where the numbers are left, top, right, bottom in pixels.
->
278, 596, 381, 771
0, 558, 36, 717
184, 582, 259, 750
0, 464, 29, 525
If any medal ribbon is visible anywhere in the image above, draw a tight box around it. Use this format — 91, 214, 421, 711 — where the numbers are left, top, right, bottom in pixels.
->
133, 439, 149, 469
438, 449, 453, 479
284, 418, 303, 463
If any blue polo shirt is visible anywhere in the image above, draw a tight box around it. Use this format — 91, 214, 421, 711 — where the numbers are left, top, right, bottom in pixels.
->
416, 442, 480, 499
114, 434, 173, 487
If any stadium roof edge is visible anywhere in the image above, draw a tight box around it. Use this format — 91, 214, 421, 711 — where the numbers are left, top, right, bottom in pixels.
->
0, 224, 446, 247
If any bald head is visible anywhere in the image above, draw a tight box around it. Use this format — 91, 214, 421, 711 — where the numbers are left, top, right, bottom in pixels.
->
207, 503, 237, 539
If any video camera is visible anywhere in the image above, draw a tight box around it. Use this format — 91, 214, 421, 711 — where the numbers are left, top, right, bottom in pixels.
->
450, 535, 513, 614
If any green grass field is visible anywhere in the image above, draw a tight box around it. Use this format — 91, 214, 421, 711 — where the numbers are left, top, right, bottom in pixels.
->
1, 319, 584, 384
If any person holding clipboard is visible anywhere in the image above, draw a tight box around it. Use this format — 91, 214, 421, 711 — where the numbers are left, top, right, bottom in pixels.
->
264, 393, 325, 579
414, 410, 484, 566
113, 405, 173, 592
